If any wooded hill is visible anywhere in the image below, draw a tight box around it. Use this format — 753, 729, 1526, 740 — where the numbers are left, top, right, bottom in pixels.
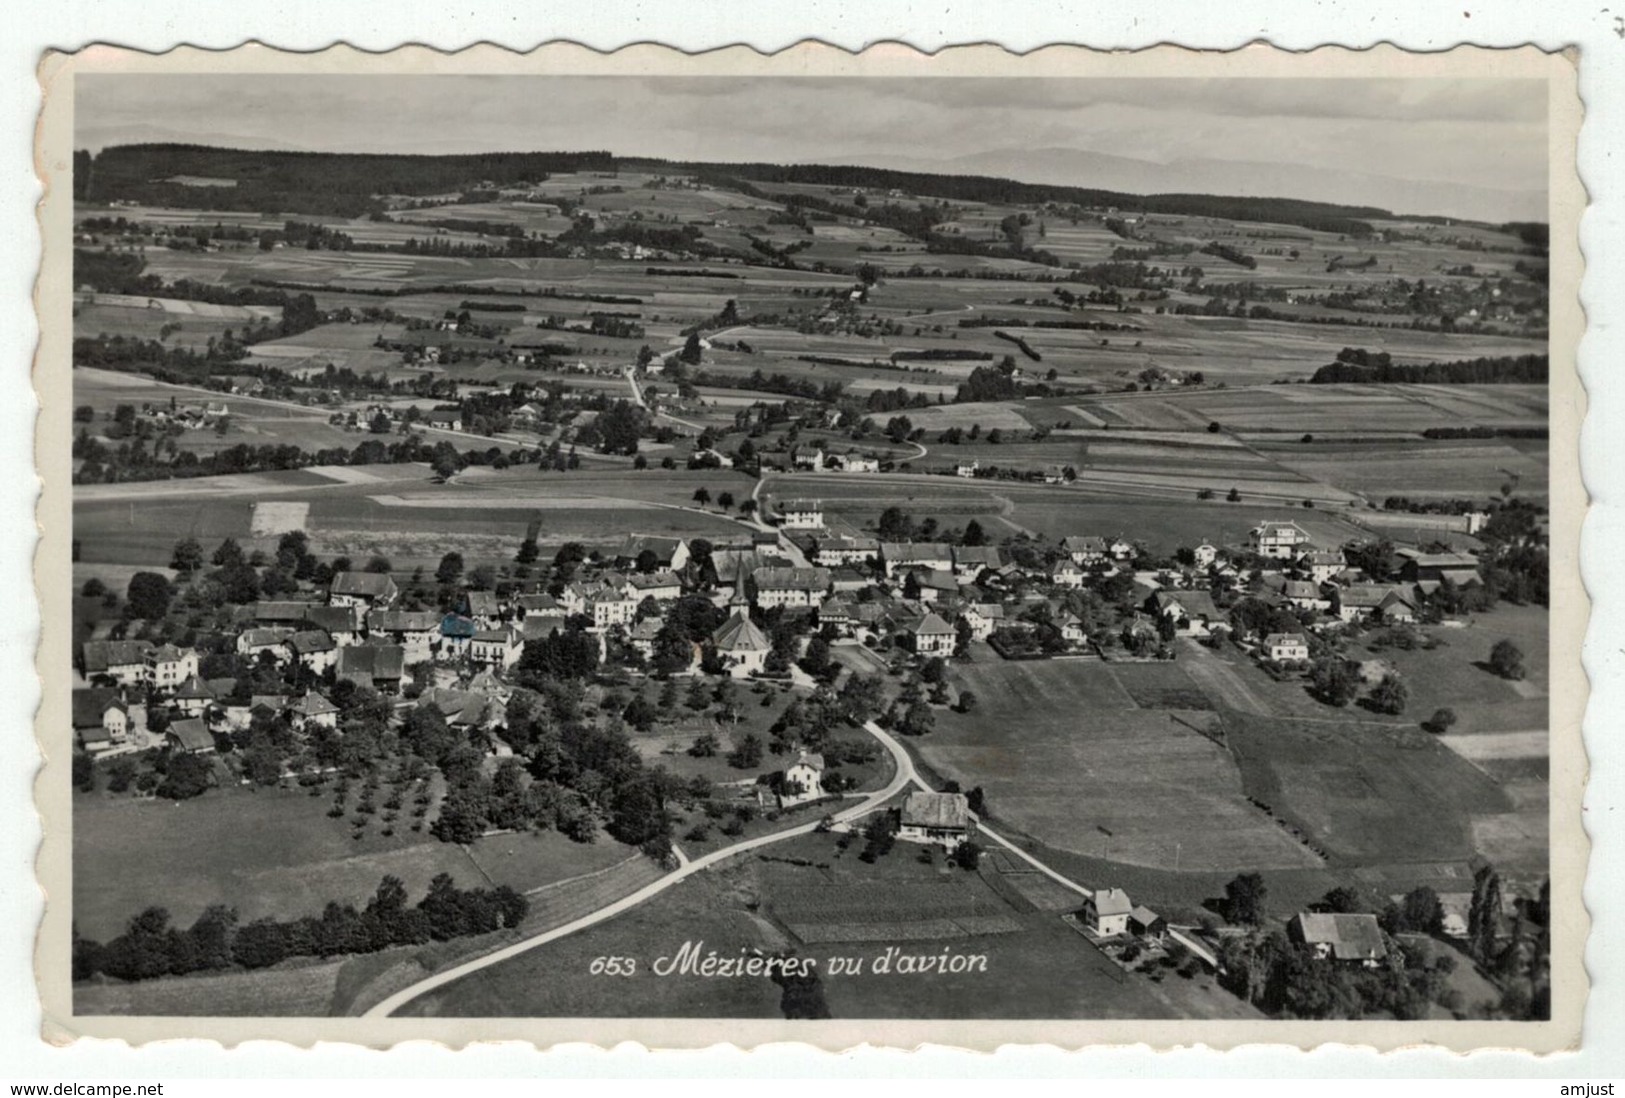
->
79, 143, 1402, 235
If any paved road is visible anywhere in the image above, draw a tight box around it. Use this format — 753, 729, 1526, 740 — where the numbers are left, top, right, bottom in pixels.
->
364, 717, 1101, 1017
364, 719, 917, 1017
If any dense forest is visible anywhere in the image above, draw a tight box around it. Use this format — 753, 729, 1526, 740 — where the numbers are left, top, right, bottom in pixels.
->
77, 144, 1394, 235
1309, 348, 1549, 385
76, 145, 615, 216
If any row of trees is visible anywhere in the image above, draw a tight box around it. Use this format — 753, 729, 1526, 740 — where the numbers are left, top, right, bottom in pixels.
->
73, 873, 527, 983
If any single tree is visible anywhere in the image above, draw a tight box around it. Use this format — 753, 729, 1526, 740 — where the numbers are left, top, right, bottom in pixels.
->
1224, 872, 1268, 925
1489, 639, 1526, 681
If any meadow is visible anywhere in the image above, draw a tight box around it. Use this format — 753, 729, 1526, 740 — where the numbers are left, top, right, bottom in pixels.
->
921, 656, 1324, 873
73, 779, 636, 942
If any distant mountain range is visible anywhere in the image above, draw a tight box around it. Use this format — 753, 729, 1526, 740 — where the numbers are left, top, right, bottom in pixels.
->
819, 146, 1544, 225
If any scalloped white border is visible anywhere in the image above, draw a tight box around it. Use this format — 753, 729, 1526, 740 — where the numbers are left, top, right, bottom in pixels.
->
14, 26, 1602, 1072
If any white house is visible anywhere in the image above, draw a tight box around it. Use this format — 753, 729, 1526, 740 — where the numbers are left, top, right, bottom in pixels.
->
752, 567, 832, 610
469, 628, 524, 670
780, 751, 825, 806
778, 499, 825, 530
1251, 520, 1313, 559
589, 592, 638, 630
881, 542, 955, 578
907, 612, 957, 657
144, 644, 200, 691
1263, 632, 1310, 663
1193, 542, 1219, 568
1084, 888, 1133, 936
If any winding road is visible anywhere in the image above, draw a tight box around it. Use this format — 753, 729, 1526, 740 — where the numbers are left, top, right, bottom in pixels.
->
363, 717, 1096, 1017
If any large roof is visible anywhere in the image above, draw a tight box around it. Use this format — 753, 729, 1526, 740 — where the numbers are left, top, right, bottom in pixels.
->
753, 566, 832, 592
72, 687, 125, 728
1294, 912, 1387, 961
901, 791, 969, 830
167, 717, 214, 753
336, 644, 405, 680
330, 571, 398, 598
1092, 888, 1134, 917
370, 610, 440, 632
82, 640, 152, 672
882, 542, 954, 562
712, 610, 769, 653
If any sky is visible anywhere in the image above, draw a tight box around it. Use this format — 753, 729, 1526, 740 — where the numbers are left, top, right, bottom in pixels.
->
75, 75, 1549, 222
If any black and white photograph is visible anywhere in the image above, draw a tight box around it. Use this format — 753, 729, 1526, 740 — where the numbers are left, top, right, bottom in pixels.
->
36, 42, 1583, 1048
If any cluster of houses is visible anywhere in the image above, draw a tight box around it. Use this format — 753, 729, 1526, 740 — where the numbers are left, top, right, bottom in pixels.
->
788, 444, 881, 475
73, 503, 1485, 775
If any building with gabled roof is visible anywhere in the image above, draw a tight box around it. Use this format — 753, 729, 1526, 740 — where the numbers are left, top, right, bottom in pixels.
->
907, 612, 957, 657
778, 499, 825, 530
1084, 888, 1134, 936
335, 644, 406, 693
329, 570, 398, 609
368, 610, 440, 663
881, 542, 954, 578
289, 690, 340, 730
752, 566, 832, 609
897, 791, 971, 850
617, 534, 690, 572
282, 631, 338, 673
712, 610, 770, 678
780, 751, 825, 806
1289, 912, 1388, 966
1251, 520, 1313, 559
73, 688, 129, 752
81, 640, 153, 687
166, 717, 216, 756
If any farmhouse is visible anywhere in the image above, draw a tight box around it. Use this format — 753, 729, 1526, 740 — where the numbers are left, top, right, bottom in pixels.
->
907, 612, 957, 657
1264, 632, 1311, 663
812, 533, 880, 567
1300, 549, 1347, 584
288, 690, 340, 731
72, 688, 130, 752
1289, 912, 1388, 966
335, 644, 406, 693
817, 597, 859, 636
881, 542, 955, 578
827, 452, 879, 473
955, 460, 980, 478
236, 627, 293, 662
304, 604, 364, 646
1062, 536, 1110, 566
464, 590, 502, 627
1251, 520, 1313, 559
779, 499, 825, 530
1282, 579, 1331, 612
1337, 585, 1418, 624
421, 687, 507, 734
172, 675, 217, 718
1084, 888, 1134, 937
752, 567, 832, 609
780, 751, 825, 806
951, 545, 1002, 580
81, 640, 152, 687
625, 570, 684, 602
712, 610, 770, 678
618, 534, 691, 573
1397, 549, 1483, 589
282, 631, 338, 674
897, 791, 972, 851
1149, 590, 1222, 636
367, 610, 440, 663
166, 717, 216, 756
329, 571, 399, 610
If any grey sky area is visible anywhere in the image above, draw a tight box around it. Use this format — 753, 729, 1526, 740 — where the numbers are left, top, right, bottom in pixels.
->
76, 75, 1548, 222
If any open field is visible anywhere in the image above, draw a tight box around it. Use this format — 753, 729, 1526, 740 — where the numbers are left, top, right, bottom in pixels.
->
398, 831, 1191, 1019
920, 657, 1323, 872
73, 780, 635, 942
1223, 708, 1517, 868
